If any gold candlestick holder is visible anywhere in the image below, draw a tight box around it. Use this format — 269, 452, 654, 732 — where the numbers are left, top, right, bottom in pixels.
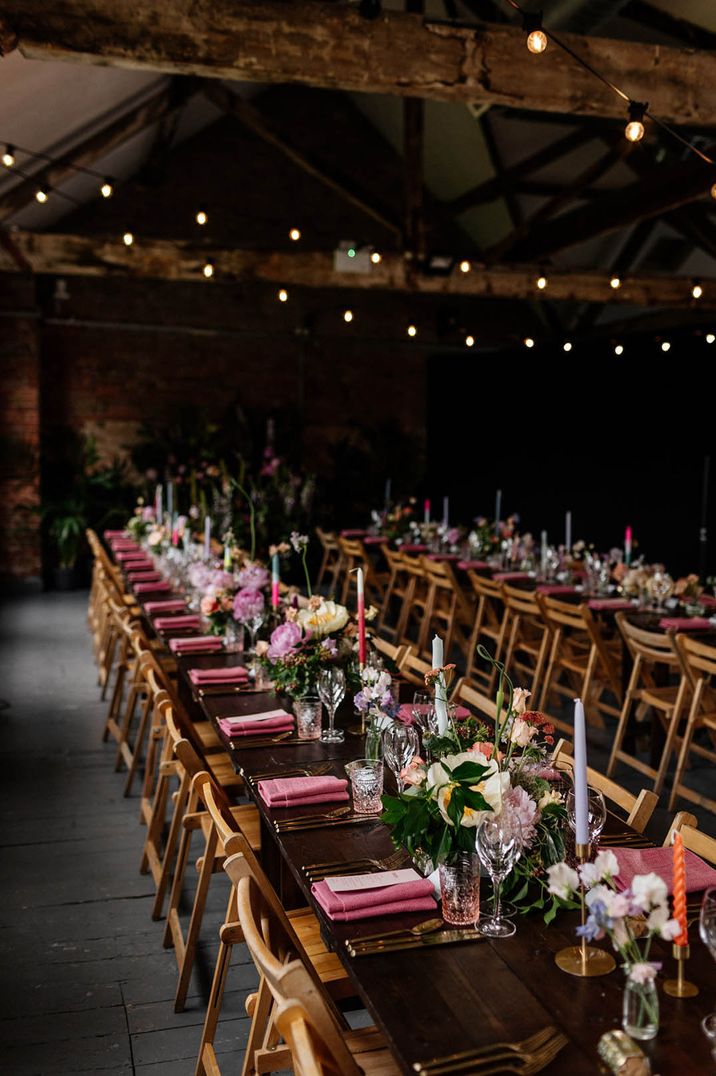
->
555, 842, 617, 977
664, 943, 699, 997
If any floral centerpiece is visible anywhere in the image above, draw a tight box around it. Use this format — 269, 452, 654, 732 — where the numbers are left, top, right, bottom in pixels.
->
127, 500, 156, 542
257, 596, 360, 698
674, 573, 702, 601
547, 852, 679, 1039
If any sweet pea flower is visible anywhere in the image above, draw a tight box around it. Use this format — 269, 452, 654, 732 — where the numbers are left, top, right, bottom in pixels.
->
579, 849, 619, 888
631, 872, 668, 912
267, 621, 302, 661
547, 862, 580, 900
628, 961, 661, 985
647, 904, 681, 941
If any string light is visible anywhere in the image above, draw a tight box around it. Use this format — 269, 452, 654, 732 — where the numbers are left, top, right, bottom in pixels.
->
407, 324, 417, 337
563, 341, 573, 352
35, 188, 48, 203
625, 102, 646, 143
196, 208, 208, 226
707, 334, 716, 344
692, 280, 703, 300
610, 276, 622, 290
277, 289, 288, 302
465, 335, 475, 347
2, 144, 15, 168
661, 340, 671, 352
202, 258, 215, 279
459, 260, 471, 274
524, 337, 535, 348
289, 227, 301, 242
536, 275, 548, 290
712, 183, 716, 201
100, 178, 113, 199
614, 344, 624, 355
524, 13, 547, 54
370, 251, 382, 264
343, 309, 354, 323
123, 231, 134, 246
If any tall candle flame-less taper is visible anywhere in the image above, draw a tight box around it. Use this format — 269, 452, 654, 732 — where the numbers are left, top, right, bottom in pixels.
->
664, 831, 699, 998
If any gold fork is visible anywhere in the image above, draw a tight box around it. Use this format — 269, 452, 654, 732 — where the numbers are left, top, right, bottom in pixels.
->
248, 762, 334, 784
304, 849, 406, 880
415, 1027, 556, 1073
418, 1030, 567, 1075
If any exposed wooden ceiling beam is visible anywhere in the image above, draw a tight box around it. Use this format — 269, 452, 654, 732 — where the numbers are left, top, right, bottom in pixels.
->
621, 1, 716, 51
0, 80, 201, 223
4, 1, 716, 125
4, 230, 716, 309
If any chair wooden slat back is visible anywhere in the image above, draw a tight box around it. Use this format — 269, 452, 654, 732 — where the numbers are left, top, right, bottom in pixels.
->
463, 570, 508, 693
371, 636, 410, 670
667, 633, 716, 814
667, 822, 716, 865
275, 997, 397, 1076
397, 648, 433, 688
498, 583, 551, 708
336, 537, 382, 606
607, 614, 690, 796
661, 811, 699, 846
394, 555, 429, 651
553, 744, 658, 834
419, 557, 473, 661
451, 678, 499, 723
315, 528, 341, 595
377, 547, 408, 635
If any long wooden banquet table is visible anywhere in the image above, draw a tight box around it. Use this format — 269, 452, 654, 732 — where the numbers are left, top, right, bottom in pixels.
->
125, 568, 715, 1075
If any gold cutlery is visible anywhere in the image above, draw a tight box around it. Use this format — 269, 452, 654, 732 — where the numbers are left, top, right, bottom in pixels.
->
231, 732, 298, 748
275, 813, 382, 834
347, 928, 485, 958
196, 685, 259, 697
415, 1029, 567, 1075
277, 805, 352, 825
303, 850, 406, 880
415, 1028, 557, 1073
346, 918, 444, 949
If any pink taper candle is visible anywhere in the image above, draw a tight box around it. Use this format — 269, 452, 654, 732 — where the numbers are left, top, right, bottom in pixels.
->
423, 498, 431, 524
271, 553, 280, 610
357, 567, 367, 665
624, 525, 632, 567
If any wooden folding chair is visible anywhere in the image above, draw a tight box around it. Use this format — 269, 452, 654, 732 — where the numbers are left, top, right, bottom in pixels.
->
499, 583, 552, 707
668, 634, 716, 813
275, 997, 399, 1076
337, 537, 383, 607
195, 775, 354, 1076
371, 636, 410, 669
450, 678, 499, 723
661, 811, 699, 847
537, 595, 622, 729
419, 558, 473, 662
665, 821, 716, 865
377, 547, 411, 637
394, 555, 429, 652
553, 745, 658, 834
315, 527, 341, 596
396, 648, 433, 688
226, 847, 390, 1076
463, 571, 508, 694
607, 615, 691, 795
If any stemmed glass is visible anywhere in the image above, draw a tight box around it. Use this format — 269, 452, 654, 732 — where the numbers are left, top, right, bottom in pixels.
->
318, 667, 346, 744
411, 691, 432, 731
237, 609, 265, 661
566, 786, 607, 846
382, 724, 420, 792
700, 887, 716, 1054
475, 815, 523, 938
650, 569, 673, 612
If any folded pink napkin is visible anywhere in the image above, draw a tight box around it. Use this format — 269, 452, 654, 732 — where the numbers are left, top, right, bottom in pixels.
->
363, 535, 389, 545
614, 846, 716, 894
494, 571, 531, 581
588, 598, 635, 611
426, 553, 460, 562
341, 529, 368, 538
135, 580, 172, 594
699, 595, 716, 608
397, 703, 470, 725
153, 614, 201, 630
537, 584, 577, 595
168, 635, 223, 653
458, 560, 491, 571
111, 541, 139, 551
115, 549, 146, 561
220, 710, 294, 739
659, 617, 712, 631
188, 666, 249, 685
145, 599, 188, 614
104, 529, 127, 539
128, 571, 163, 583
258, 774, 349, 807
121, 557, 154, 569
401, 543, 429, 553
311, 877, 436, 921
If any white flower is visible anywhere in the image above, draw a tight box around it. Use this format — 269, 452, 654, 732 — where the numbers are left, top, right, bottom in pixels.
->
547, 862, 579, 900
512, 687, 530, 715
537, 789, 562, 811
579, 849, 619, 888
428, 755, 509, 829
631, 872, 668, 912
628, 961, 659, 985
509, 718, 538, 747
296, 599, 349, 637
647, 905, 682, 941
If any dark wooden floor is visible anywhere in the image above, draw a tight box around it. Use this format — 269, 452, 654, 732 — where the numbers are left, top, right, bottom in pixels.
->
0, 592, 257, 1076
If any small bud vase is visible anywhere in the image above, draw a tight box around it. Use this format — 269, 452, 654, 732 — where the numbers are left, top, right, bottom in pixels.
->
622, 973, 659, 1041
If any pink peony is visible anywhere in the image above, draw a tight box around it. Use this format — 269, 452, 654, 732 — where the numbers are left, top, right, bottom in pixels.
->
238, 563, 270, 589
267, 621, 302, 661
233, 587, 265, 622
502, 785, 538, 847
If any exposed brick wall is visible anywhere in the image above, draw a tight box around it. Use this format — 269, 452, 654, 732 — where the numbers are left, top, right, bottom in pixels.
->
0, 275, 41, 586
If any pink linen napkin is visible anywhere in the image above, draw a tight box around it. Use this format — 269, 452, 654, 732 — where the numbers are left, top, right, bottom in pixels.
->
145, 599, 188, 614
363, 535, 389, 545
134, 580, 171, 594
699, 595, 716, 608
457, 560, 491, 571
152, 614, 201, 631
188, 666, 249, 685
659, 617, 712, 631
104, 529, 127, 539
258, 774, 349, 807
111, 541, 139, 551
341, 529, 367, 538
220, 710, 295, 739
311, 876, 437, 921
588, 598, 635, 611
401, 543, 429, 554
120, 558, 154, 569
168, 635, 223, 653
614, 847, 716, 894
537, 584, 578, 596
128, 571, 163, 583
426, 553, 461, 562
115, 549, 146, 562
494, 571, 531, 581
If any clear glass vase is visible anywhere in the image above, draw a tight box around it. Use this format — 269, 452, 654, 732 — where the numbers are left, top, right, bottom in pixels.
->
622, 974, 659, 1041
439, 852, 481, 926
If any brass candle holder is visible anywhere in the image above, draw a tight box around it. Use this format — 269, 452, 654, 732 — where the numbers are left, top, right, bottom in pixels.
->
555, 842, 617, 977
664, 943, 699, 998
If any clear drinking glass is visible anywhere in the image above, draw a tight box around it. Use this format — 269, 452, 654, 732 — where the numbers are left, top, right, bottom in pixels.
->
475, 815, 523, 938
411, 691, 432, 731
700, 887, 716, 1039
345, 759, 384, 813
294, 696, 322, 740
567, 786, 607, 845
382, 724, 419, 792
318, 667, 346, 744
439, 852, 481, 926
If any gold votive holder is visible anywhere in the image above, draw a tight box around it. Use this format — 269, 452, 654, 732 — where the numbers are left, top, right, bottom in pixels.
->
598, 1030, 651, 1074
555, 842, 616, 977
663, 942, 699, 998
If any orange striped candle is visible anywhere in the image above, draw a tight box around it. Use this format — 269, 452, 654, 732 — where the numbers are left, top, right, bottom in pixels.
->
673, 832, 688, 946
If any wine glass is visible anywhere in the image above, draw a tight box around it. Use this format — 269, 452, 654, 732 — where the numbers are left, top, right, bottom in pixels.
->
241, 610, 265, 660
566, 786, 607, 845
411, 691, 432, 731
650, 569, 673, 612
382, 724, 419, 792
700, 887, 716, 1046
475, 815, 523, 938
318, 667, 346, 744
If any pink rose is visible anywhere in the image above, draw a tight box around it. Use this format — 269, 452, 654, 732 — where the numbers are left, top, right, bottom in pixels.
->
267, 621, 302, 661
400, 757, 426, 787
233, 588, 265, 622
200, 596, 217, 616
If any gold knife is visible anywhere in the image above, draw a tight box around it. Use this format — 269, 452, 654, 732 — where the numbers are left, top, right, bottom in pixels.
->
275, 813, 381, 834
348, 929, 485, 957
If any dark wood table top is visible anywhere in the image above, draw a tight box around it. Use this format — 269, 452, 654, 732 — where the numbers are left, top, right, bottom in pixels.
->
125, 562, 716, 1075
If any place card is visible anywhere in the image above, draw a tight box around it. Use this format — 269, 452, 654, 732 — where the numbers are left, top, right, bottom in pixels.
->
326, 868, 422, 893
223, 708, 291, 725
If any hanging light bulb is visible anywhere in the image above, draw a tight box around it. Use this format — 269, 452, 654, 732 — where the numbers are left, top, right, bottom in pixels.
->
707, 333, 716, 344
692, 280, 703, 300
370, 250, 382, 265
100, 178, 113, 199
196, 208, 208, 226
289, 227, 301, 241
661, 340, 671, 352
203, 258, 215, 279
610, 276, 622, 290
343, 309, 354, 323
35, 188, 49, 204
563, 341, 573, 352
614, 344, 624, 356
524, 337, 535, 348
278, 288, 288, 302
625, 101, 646, 143
524, 13, 547, 54
536, 275, 548, 290
407, 324, 417, 337
459, 260, 471, 274
465, 335, 475, 347
123, 231, 134, 246
2, 144, 16, 168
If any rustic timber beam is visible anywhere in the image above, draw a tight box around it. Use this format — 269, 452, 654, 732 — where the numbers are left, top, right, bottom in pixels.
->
5, 230, 716, 309
0, 80, 201, 223
5, 1, 716, 126
621, 1, 716, 51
